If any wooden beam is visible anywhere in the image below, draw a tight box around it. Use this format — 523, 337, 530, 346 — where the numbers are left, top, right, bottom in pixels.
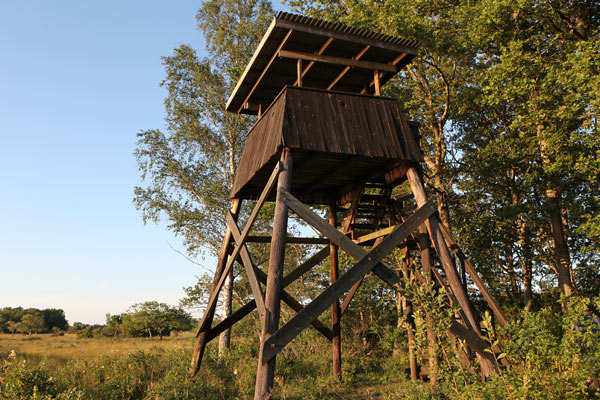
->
406, 166, 495, 377
327, 45, 370, 90
262, 192, 435, 362
207, 247, 330, 342
360, 53, 409, 95
245, 236, 329, 244
296, 59, 302, 86
438, 222, 508, 327
329, 202, 342, 380
226, 212, 266, 323
282, 246, 330, 287
374, 69, 381, 95
237, 29, 293, 113
251, 260, 333, 341
278, 49, 396, 72
294, 37, 334, 86
255, 149, 292, 399
354, 225, 398, 244
190, 198, 241, 377
196, 162, 280, 340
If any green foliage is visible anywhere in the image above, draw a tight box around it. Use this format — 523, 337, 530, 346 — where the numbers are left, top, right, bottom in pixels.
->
0, 308, 68, 335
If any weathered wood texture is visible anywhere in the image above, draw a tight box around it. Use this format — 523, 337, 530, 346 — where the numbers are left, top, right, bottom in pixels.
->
231, 86, 422, 202
329, 203, 342, 380
261, 190, 435, 362
255, 148, 292, 400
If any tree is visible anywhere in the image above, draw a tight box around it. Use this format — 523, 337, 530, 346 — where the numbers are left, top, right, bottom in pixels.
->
134, 0, 273, 355
18, 314, 45, 336
6, 321, 19, 335
123, 301, 192, 339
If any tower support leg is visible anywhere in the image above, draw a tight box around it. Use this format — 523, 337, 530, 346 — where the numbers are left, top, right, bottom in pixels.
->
406, 166, 494, 377
329, 202, 342, 380
254, 148, 293, 400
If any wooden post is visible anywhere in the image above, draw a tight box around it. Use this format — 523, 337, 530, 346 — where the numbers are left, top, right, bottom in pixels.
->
418, 225, 439, 385
401, 255, 418, 382
297, 59, 303, 87
405, 165, 494, 377
329, 202, 342, 380
255, 148, 293, 400
373, 70, 380, 96
190, 198, 241, 376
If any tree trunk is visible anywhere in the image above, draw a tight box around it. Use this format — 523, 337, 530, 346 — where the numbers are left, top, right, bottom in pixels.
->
219, 268, 234, 356
546, 188, 574, 297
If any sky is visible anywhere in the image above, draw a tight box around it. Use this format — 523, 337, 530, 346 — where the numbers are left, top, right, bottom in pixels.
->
0, 1, 288, 325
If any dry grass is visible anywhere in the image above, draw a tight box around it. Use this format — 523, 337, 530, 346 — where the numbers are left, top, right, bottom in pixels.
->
0, 332, 196, 365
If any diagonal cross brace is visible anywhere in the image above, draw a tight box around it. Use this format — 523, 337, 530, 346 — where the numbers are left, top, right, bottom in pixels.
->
264, 189, 496, 365
195, 162, 281, 337
226, 211, 266, 323
226, 216, 332, 340
261, 189, 435, 363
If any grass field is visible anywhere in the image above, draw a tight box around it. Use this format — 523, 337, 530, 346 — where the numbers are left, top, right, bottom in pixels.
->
0, 332, 194, 359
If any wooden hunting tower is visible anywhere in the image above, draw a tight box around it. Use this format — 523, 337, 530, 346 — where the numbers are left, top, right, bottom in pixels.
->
191, 13, 507, 400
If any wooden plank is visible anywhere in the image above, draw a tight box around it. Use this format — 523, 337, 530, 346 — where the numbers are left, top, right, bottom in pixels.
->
262, 192, 435, 362
236, 29, 293, 113
245, 236, 329, 244
354, 225, 398, 244
438, 222, 508, 327
226, 212, 266, 323
198, 162, 281, 339
279, 50, 396, 72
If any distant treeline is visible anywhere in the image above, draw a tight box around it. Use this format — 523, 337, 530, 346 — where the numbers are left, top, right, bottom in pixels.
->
0, 302, 195, 339
0, 307, 68, 335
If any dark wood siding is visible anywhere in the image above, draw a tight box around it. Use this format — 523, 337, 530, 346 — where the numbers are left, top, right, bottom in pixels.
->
230, 86, 422, 201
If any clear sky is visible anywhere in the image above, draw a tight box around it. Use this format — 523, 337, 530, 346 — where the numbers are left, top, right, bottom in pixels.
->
0, 1, 287, 325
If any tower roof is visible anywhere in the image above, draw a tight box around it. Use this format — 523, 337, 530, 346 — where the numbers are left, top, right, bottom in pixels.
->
226, 12, 420, 115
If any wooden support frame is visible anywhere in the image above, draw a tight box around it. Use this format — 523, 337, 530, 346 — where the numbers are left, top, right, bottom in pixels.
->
255, 148, 293, 400
279, 49, 396, 72
191, 162, 281, 377
329, 202, 342, 379
294, 37, 333, 86
245, 236, 329, 244
207, 247, 330, 342
261, 189, 435, 363
438, 222, 509, 327
190, 198, 241, 377
261, 189, 497, 367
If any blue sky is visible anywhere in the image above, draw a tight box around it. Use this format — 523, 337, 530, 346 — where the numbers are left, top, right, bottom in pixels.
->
0, 1, 287, 325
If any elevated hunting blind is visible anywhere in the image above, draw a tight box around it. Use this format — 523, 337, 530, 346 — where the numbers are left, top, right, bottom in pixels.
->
191, 12, 507, 400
